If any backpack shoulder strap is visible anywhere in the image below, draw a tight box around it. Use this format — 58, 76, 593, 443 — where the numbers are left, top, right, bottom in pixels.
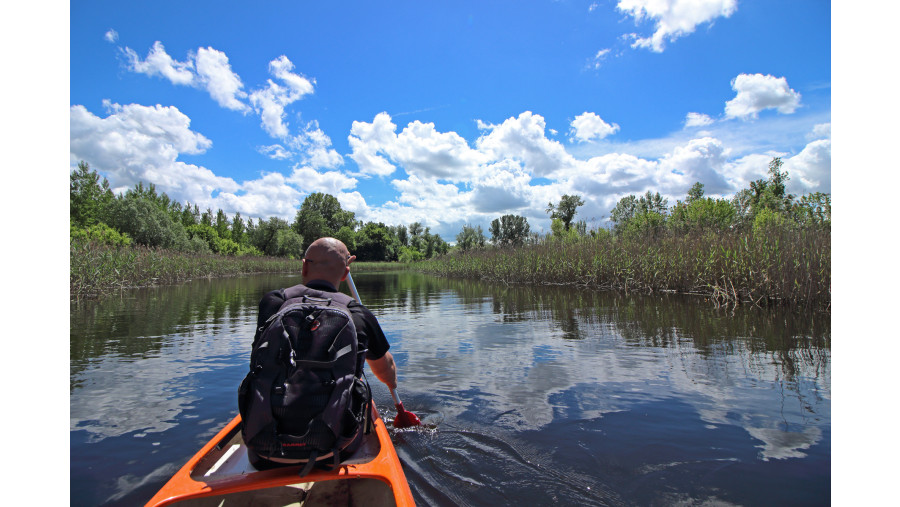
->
281, 283, 308, 301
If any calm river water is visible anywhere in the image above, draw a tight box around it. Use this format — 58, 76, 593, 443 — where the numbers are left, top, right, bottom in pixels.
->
70, 271, 830, 506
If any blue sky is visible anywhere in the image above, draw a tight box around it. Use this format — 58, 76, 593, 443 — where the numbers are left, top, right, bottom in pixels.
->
69, 0, 832, 241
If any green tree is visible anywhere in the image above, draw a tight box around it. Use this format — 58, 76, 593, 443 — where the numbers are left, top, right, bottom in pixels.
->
407, 222, 424, 252
623, 211, 667, 238
201, 208, 213, 227
123, 181, 184, 220
610, 195, 639, 232
748, 157, 795, 215
245, 217, 256, 240
249, 217, 296, 256
334, 225, 357, 252
215, 209, 231, 240
293, 193, 356, 250
70, 161, 114, 227
422, 228, 435, 258
669, 198, 736, 232
546, 194, 585, 231
231, 212, 245, 245
456, 224, 486, 251
356, 222, 397, 261
791, 192, 831, 226
107, 196, 191, 250
180, 203, 200, 227
420, 228, 448, 258
685, 182, 705, 204
638, 191, 668, 214
611, 191, 669, 233
396, 224, 409, 247
489, 214, 530, 247
272, 228, 304, 258
731, 189, 754, 227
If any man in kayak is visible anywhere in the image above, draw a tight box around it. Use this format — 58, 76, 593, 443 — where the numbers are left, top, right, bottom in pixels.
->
248, 237, 399, 469
256, 237, 399, 391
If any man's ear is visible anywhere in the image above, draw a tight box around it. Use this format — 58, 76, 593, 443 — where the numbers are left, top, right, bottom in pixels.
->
340, 265, 350, 281
301, 259, 309, 277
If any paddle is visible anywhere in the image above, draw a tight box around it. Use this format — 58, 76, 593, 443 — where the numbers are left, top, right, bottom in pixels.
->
345, 272, 422, 429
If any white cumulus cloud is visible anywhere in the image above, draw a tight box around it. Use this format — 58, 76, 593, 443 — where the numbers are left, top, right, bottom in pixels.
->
389, 174, 469, 227
104, 29, 118, 43
469, 161, 534, 213
393, 121, 488, 180
288, 120, 344, 169
588, 49, 611, 70
194, 47, 250, 112
121, 43, 320, 140
685, 112, 714, 127
348, 113, 487, 180
258, 144, 293, 160
476, 111, 579, 177
810, 122, 831, 140
121, 42, 249, 112
249, 56, 316, 139
571, 152, 659, 198
217, 171, 302, 221
725, 73, 802, 120
70, 102, 237, 205
784, 139, 831, 194
658, 137, 731, 195
348, 113, 400, 177
618, 0, 737, 52
569, 112, 620, 142
286, 166, 358, 196
122, 41, 195, 85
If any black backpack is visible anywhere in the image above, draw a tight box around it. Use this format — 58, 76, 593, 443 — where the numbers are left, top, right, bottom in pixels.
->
238, 285, 371, 475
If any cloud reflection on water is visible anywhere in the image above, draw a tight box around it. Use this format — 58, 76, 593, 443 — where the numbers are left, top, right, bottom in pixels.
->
376, 283, 829, 462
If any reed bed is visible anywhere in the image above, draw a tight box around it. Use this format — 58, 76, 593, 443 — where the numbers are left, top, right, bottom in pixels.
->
350, 261, 408, 272
70, 239, 299, 299
420, 226, 830, 311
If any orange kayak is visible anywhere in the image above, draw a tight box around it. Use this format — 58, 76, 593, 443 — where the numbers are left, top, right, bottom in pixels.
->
145, 403, 415, 506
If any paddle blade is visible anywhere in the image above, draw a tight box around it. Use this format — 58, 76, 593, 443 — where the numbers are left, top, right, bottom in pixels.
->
393, 402, 421, 428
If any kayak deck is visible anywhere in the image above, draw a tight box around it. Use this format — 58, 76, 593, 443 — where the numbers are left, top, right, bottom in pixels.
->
145, 404, 414, 506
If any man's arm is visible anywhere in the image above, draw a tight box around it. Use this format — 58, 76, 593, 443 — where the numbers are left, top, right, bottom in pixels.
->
366, 351, 398, 390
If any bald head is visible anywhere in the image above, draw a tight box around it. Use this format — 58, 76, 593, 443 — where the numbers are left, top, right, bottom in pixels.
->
302, 237, 356, 287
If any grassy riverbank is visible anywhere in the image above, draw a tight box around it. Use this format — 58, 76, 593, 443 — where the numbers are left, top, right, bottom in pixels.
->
70, 238, 297, 299
70, 239, 410, 299
418, 226, 830, 311
74, 225, 830, 311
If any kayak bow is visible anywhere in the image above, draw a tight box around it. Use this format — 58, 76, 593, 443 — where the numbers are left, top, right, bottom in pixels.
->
145, 402, 414, 506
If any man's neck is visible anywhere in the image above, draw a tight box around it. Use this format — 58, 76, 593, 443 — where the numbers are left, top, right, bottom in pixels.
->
304, 278, 338, 292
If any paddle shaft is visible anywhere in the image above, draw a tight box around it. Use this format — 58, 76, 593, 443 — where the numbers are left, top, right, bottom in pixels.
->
345, 273, 406, 407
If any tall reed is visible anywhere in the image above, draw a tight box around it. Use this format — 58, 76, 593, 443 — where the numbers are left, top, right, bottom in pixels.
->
420, 225, 830, 311
70, 239, 299, 299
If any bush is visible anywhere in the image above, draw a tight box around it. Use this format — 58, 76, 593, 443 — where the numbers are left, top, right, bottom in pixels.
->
185, 234, 213, 254
623, 211, 667, 238
670, 198, 736, 233
186, 223, 264, 256
398, 246, 425, 263
70, 223, 132, 247
752, 208, 789, 237
550, 218, 580, 243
